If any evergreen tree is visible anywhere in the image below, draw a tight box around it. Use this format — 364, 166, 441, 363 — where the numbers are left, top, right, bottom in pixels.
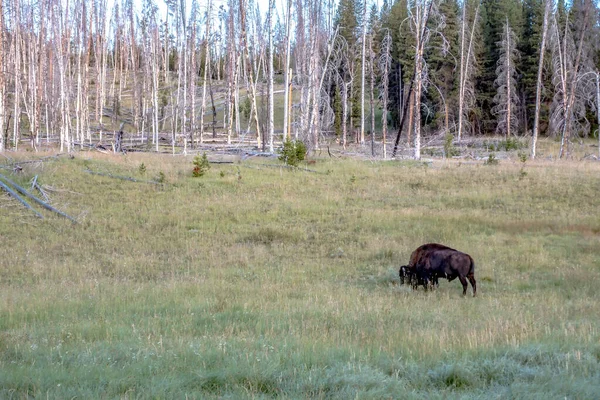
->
518, 0, 545, 134
477, 0, 523, 134
385, 0, 414, 127
336, 0, 360, 46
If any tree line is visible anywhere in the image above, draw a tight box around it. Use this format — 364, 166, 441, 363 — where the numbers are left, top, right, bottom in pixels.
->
0, 0, 598, 159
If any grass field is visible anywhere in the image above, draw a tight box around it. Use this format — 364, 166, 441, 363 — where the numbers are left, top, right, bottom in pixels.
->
1, 143, 600, 398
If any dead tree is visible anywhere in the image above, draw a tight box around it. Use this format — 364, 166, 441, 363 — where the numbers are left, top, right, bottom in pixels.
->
0, 0, 4, 152
492, 19, 519, 138
457, 0, 480, 143
531, 0, 553, 159
379, 30, 392, 159
550, 4, 592, 159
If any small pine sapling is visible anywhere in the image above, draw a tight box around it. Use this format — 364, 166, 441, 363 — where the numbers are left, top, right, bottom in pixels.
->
279, 139, 307, 167
193, 153, 211, 177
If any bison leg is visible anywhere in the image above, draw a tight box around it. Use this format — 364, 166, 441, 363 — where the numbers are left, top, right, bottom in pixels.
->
468, 273, 477, 297
458, 275, 468, 296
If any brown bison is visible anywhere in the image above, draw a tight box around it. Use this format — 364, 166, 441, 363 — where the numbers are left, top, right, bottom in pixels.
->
400, 243, 477, 296
399, 243, 455, 287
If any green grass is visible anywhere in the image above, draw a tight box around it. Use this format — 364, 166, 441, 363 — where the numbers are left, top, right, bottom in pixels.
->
1, 146, 600, 398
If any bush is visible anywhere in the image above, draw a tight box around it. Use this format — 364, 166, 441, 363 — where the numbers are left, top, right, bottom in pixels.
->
484, 153, 499, 166
443, 133, 459, 158
503, 137, 525, 151
278, 139, 307, 167
193, 153, 211, 177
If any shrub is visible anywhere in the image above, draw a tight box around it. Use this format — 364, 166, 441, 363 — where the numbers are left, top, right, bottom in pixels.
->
518, 152, 528, 163
278, 139, 307, 167
192, 153, 211, 177
444, 133, 460, 158
503, 137, 525, 151
484, 153, 499, 166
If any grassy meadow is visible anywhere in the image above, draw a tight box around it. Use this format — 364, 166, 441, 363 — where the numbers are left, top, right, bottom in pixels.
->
1, 144, 600, 398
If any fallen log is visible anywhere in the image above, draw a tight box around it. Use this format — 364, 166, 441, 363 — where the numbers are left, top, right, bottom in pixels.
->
0, 154, 66, 170
0, 179, 44, 219
0, 173, 77, 223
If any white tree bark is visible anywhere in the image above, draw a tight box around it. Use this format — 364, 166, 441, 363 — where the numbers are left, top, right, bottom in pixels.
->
596, 71, 600, 159
282, 0, 293, 142
492, 19, 519, 138
457, 0, 479, 143
267, 0, 275, 153
531, 0, 552, 159
360, 0, 367, 146
379, 30, 392, 159
0, 0, 4, 152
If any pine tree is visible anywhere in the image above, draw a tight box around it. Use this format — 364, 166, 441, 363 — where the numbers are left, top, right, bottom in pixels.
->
519, 0, 545, 134
385, 0, 414, 127
336, 0, 360, 46
478, 0, 523, 134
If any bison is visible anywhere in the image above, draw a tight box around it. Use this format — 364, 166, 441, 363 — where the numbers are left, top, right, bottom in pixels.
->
399, 243, 455, 288
400, 243, 477, 296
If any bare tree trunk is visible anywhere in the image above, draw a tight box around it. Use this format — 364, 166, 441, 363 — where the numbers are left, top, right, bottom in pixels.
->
12, 0, 21, 150
239, 0, 261, 148
267, 0, 275, 153
128, 1, 139, 135
152, 24, 160, 151
457, 0, 480, 143
379, 30, 392, 159
198, 0, 213, 146
559, 4, 589, 159
226, 0, 236, 145
182, 36, 188, 154
0, 0, 4, 152
54, 1, 71, 152
407, 91, 414, 149
360, 0, 367, 146
531, 1, 551, 159
597, 71, 600, 159
369, 35, 375, 157
342, 82, 348, 149
282, 0, 292, 142
190, 16, 197, 148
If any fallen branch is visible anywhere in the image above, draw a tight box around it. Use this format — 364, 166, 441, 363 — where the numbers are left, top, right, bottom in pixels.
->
31, 175, 51, 203
0, 154, 66, 170
0, 173, 77, 223
0, 179, 44, 219
84, 169, 163, 185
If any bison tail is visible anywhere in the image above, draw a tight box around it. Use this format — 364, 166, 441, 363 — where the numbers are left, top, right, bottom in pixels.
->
469, 256, 475, 275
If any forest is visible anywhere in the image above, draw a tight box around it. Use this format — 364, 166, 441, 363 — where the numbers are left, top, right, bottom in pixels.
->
0, 0, 599, 159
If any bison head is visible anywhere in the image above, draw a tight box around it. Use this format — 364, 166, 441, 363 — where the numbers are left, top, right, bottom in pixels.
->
399, 265, 409, 285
